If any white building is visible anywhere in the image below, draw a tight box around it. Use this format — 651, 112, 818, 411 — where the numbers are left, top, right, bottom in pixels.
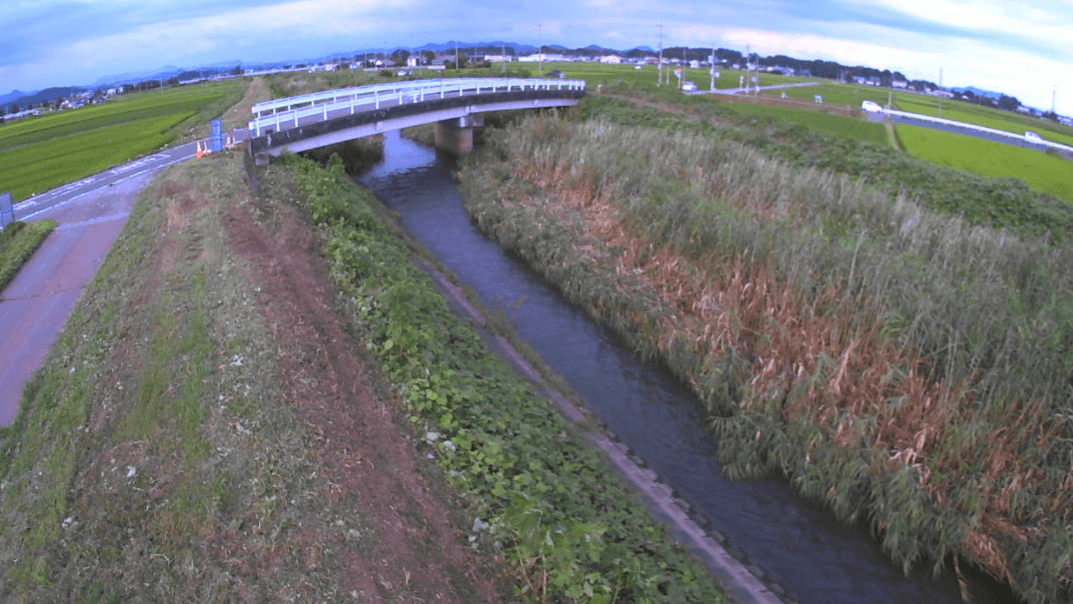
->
599, 54, 622, 64
892, 80, 908, 89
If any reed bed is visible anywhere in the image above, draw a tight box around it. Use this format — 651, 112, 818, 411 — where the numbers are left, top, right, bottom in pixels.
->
460, 116, 1073, 604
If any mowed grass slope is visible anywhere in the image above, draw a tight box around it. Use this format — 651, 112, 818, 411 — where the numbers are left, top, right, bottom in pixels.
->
897, 124, 1073, 203
0, 81, 245, 202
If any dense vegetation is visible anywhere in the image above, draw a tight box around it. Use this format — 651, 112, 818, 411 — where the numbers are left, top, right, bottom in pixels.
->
584, 88, 1073, 243
459, 116, 1073, 604
286, 153, 731, 604
0, 82, 243, 201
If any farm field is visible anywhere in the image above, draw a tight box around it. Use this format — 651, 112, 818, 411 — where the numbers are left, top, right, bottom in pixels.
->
0, 81, 244, 202
540, 61, 814, 91
896, 124, 1073, 203
760, 81, 1073, 146
761, 81, 892, 108
893, 96, 1073, 146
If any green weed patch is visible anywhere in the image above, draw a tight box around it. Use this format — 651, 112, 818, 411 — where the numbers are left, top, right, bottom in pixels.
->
287, 153, 730, 604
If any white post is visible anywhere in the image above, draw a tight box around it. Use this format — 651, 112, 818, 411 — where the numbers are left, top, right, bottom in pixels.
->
375, 90, 379, 109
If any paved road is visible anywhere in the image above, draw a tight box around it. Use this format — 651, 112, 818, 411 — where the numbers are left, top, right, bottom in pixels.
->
0, 133, 244, 426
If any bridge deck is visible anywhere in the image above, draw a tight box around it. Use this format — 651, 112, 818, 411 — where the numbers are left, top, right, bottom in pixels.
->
248, 78, 585, 138
247, 78, 586, 157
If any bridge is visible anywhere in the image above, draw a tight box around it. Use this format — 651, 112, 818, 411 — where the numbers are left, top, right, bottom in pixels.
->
247, 77, 586, 160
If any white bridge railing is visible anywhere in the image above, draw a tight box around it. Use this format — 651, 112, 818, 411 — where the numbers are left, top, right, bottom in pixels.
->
248, 78, 585, 138
883, 108, 1073, 154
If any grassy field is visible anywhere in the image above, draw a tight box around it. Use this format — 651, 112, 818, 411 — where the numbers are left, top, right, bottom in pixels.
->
893, 96, 1073, 146
0, 81, 245, 202
761, 81, 892, 108
760, 81, 1073, 146
712, 100, 888, 145
896, 124, 1073, 203
542, 60, 813, 91
461, 116, 1073, 604
0, 220, 55, 293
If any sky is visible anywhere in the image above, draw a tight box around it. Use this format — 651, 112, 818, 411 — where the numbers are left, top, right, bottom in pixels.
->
1, 0, 1070, 114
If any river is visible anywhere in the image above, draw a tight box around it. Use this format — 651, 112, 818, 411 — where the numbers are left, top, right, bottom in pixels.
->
357, 129, 1018, 604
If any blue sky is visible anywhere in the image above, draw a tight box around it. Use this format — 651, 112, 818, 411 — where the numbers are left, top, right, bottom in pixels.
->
1, 0, 1070, 113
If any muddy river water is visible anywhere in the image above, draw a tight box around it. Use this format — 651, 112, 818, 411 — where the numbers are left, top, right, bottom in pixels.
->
358, 130, 1018, 604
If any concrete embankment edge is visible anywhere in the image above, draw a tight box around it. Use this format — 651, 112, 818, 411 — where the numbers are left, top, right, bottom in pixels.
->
415, 261, 786, 604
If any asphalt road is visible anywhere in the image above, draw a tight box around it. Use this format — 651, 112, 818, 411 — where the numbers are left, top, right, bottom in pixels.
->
0, 132, 244, 426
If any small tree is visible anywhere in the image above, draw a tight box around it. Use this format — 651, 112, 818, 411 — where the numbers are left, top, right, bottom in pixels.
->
9, 103, 17, 114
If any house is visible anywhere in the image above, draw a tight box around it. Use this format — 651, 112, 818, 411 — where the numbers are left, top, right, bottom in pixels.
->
927, 89, 955, 98
892, 80, 908, 89
689, 60, 700, 69
483, 55, 513, 63
852, 75, 868, 85
599, 54, 622, 64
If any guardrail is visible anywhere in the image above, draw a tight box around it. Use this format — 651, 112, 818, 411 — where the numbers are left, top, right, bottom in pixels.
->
248, 78, 586, 137
883, 108, 1073, 154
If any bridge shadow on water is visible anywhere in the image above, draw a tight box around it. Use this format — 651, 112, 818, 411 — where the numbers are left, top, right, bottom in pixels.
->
357, 130, 1023, 604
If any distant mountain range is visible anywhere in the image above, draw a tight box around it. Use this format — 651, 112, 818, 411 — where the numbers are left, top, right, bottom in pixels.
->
950, 86, 1003, 99
3, 87, 86, 109
0, 90, 32, 105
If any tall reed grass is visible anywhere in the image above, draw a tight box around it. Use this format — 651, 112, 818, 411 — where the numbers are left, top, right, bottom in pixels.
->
460, 116, 1073, 604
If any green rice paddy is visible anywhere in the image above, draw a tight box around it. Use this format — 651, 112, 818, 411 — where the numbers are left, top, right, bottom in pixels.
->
0, 81, 243, 202
896, 124, 1073, 203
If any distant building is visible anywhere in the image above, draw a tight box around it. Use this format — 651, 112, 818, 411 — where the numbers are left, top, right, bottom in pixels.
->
599, 55, 623, 64
892, 80, 908, 89
689, 60, 700, 69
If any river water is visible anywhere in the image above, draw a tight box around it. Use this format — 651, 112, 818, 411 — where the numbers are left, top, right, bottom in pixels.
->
357, 130, 1018, 604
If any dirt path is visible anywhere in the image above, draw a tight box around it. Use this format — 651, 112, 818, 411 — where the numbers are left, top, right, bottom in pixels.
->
220, 164, 506, 602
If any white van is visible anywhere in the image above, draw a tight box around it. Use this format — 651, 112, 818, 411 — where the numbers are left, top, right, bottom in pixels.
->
1024, 131, 1043, 142
681, 81, 698, 92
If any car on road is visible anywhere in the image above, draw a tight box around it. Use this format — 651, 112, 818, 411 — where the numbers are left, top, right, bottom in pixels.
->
547, 70, 565, 79
681, 81, 698, 92
1024, 131, 1043, 142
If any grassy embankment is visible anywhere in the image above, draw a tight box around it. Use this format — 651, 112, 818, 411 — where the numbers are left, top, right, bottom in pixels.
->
584, 89, 1073, 244
458, 116, 1073, 604
286, 152, 731, 603
0, 80, 245, 202
0, 136, 731, 601
0, 220, 56, 294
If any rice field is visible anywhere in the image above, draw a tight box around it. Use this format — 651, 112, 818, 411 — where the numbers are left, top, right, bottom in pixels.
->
896, 124, 1073, 203
0, 81, 244, 202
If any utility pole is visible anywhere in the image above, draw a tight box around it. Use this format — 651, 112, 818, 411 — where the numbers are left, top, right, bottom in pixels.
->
455, 40, 459, 70
657, 23, 663, 87
502, 42, 506, 73
538, 23, 543, 75
710, 43, 716, 91
888, 66, 893, 109
938, 68, 943, 118
1052, 85, 1058, 115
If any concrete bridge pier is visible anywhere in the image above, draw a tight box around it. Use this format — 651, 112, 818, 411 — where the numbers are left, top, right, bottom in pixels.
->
434, 115, 484, 156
